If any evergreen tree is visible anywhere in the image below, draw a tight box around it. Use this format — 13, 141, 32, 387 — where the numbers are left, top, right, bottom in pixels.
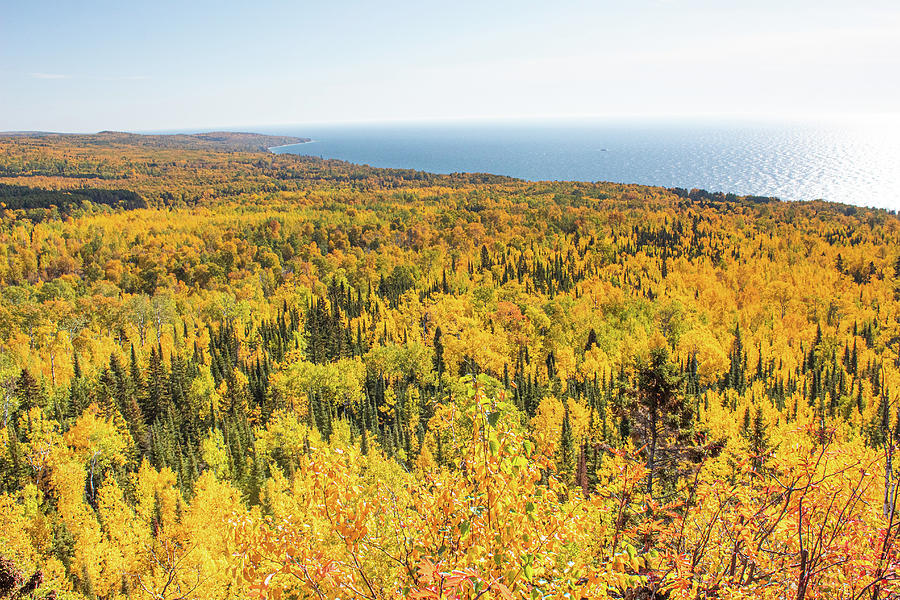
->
480, 244, 492, 270
618, 347, 694, 499
433, 326, 445, 378
740, 406, 752, 438
869, 392, 891, 448
360, 427, 369, 456
69, 354, 90, 419
129, 344, 141, 389
558, 406, 574, 479
585, 328, 598, 351
143, 346, 167, 425
15, 369, 42, 413
725, 323, 746, 393
749, 406, 769, 473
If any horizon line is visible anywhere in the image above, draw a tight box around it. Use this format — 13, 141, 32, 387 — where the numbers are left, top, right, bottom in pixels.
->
6, 111, 900, 136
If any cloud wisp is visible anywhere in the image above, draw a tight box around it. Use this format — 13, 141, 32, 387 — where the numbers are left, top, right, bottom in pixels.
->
30, 72, 70, 79
28, 73, 150, 81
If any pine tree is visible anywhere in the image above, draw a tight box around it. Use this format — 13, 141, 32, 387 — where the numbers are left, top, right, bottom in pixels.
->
360, 427, 369, 456
433, 327, 445, 378
585, 328, 598, 351
129, 344, 141, 389
558, 406, 574, 479
749, 406, 769, 473
725, 323, 745, 393
123, 391, 148, 456
619, 347, 694, 499
143, 346, 166, 424
480, 244, 491, 270
69, 354, 89, 419
15, 369, 42, 413
546, 350, 557, 382
246, 443, 264, 506
869, 392, 891, 448
740, 406, 752, 438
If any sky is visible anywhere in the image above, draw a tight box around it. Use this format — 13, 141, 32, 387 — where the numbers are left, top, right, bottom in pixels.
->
2, 0, 900, 132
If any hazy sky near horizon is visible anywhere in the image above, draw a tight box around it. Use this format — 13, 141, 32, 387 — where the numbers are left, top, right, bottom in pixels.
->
2, 0, 899, 132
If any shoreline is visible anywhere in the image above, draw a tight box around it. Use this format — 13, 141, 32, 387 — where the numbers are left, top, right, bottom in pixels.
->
268, 139, 316, 152
266, 140, 319, 154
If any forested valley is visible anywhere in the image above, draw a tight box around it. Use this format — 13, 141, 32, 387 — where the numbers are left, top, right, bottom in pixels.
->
0, 132, 899, 599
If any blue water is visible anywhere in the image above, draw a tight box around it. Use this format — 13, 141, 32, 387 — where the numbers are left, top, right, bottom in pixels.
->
258, 118, 900, 210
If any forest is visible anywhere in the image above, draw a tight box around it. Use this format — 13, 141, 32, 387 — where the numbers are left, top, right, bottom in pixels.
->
0, 132, 899, 599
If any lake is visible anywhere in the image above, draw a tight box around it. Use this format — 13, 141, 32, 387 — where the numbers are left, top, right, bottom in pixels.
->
260, 117, 900, 210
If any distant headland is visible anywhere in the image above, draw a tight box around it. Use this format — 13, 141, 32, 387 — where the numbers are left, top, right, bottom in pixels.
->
0, 130, 310, 152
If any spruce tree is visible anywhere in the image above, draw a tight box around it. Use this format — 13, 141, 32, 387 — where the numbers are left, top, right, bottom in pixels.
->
575, 443, 589, 497
69, 354, 90, 419
750, 406, 769, 472
559, 406, 574, 479
740, 405, 752, 438
123, 392, 148, 457
143, 346, 166, 425
585, 328, 598, 351
129, 344, 141, 389
16, 369, 42, 413
433, 327, 445, 378
360, 428, 369, 456
618, 347, 694, 499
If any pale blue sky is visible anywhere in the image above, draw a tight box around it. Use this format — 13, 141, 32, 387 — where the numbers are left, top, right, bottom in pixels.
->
2, 0, 899, 132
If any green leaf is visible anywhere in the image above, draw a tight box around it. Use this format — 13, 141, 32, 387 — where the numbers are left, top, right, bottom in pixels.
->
487, 411, 500, 428
459, 520, 471, 536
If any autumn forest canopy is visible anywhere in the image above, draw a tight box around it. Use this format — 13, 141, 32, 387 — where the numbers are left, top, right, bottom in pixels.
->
0, 132, 899, 599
